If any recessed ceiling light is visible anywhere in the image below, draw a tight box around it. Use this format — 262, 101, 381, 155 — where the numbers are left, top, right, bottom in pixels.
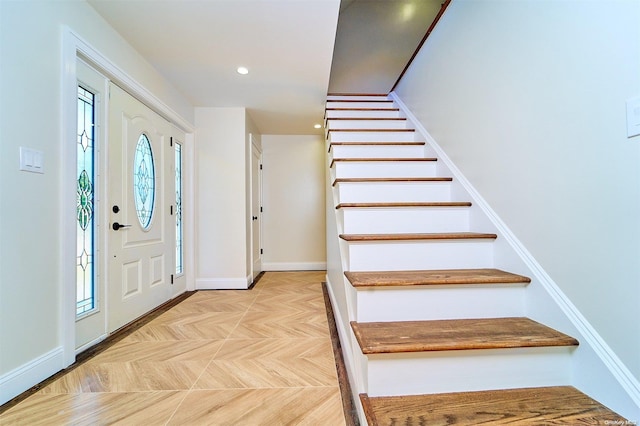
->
237, 66, 249, 75
314, 124, 322, 129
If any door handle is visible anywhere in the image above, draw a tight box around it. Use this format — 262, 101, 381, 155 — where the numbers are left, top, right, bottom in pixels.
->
112, 222, 131, 231
252, 216, 258, 220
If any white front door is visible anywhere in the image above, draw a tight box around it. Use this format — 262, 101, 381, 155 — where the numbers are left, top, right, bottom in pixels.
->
251, 139, 263, 280
107, 83, 173, 332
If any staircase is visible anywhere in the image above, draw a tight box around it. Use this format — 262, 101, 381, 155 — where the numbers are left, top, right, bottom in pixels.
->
324, 94, 628, 424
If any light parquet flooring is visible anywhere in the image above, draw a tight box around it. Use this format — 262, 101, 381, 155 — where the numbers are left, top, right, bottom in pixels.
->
0, 271, 347, 426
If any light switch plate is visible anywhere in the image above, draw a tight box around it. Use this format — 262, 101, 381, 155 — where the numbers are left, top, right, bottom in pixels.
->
19, 147, 44, 174
626, 97, 640, 138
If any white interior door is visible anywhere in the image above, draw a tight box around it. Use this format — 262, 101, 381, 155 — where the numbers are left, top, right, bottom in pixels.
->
107, 83, 173, 332
251, 140, 263, 280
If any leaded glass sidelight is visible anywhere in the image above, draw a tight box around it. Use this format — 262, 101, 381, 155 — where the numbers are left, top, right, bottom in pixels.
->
175, 142, 184, 274
77, 86, 96, 316
133, 134, 155, 229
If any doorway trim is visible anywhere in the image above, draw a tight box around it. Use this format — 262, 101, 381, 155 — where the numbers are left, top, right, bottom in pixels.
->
250, 134, 263, 281
61, 27, 195, 367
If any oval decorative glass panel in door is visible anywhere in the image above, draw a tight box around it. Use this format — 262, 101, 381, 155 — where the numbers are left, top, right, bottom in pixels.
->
133, 134, 155, 229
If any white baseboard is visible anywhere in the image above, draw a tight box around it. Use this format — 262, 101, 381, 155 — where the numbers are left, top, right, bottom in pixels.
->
75, 334, 107, 355
195, 277, 249, 290
0, 347, 64, 405
262, 262, 327, 271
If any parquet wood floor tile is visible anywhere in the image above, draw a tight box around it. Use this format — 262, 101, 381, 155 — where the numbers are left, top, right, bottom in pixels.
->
197, 337, 338, 388
39, 360, 211, 393
123, 311, 245, 341
92, 339, 225, 362
0, 391, 185, 426
214, 337, 334, 359
194, 357, 339, 388
1, 271, 348, 425
170, 291, 258, 313
229, 311, 330, 338
249, 293, 326, 312
167, 388, 346, 426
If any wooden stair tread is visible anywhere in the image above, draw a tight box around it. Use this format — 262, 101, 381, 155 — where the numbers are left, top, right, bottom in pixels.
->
360, 386, 626, 425
350, 317, 579, 354
330, 157, 436, 167
345, 268, 530, 287
326, 99, 393, 103
328, 117, 406, 121
329, 142, 424, 146
328, 128, 415, 132
332, 157, 436, 161
333, 177, 453, 186
336, 201, 471, 209
339, 232, 497, 242
326, 107, 400, 111
327, 92, 388, 96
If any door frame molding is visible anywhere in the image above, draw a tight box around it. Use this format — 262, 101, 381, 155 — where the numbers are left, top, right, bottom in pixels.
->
250, 134, 263, 281
61, 27, 195, 367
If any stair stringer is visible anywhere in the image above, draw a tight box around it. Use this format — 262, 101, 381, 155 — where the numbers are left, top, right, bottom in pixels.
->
390, 91, 640, 421
324, 137, 370, 426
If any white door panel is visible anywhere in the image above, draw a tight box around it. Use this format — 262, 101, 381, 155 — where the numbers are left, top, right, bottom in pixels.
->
108, 83, 172, 332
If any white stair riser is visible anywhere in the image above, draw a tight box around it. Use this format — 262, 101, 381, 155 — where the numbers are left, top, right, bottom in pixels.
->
344, 240, 495, 271
365, 347, 574, 397
355, 284, 526, 322
326, 109, 401, 119
327, 95, 389, 101
339, 208, 470, 234
333, 161, 437, 178
335, 182, 452, 203
329, 131, 418, 143
330, 144, 425, 159
327, 119, 409, 130
326, 101, 395, 109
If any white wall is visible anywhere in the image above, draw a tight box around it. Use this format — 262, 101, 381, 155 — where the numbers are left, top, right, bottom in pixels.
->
0, 0, 194, 404
394, 0, 640, 380
262, 135, 326, 270
194, 108, 251, 289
